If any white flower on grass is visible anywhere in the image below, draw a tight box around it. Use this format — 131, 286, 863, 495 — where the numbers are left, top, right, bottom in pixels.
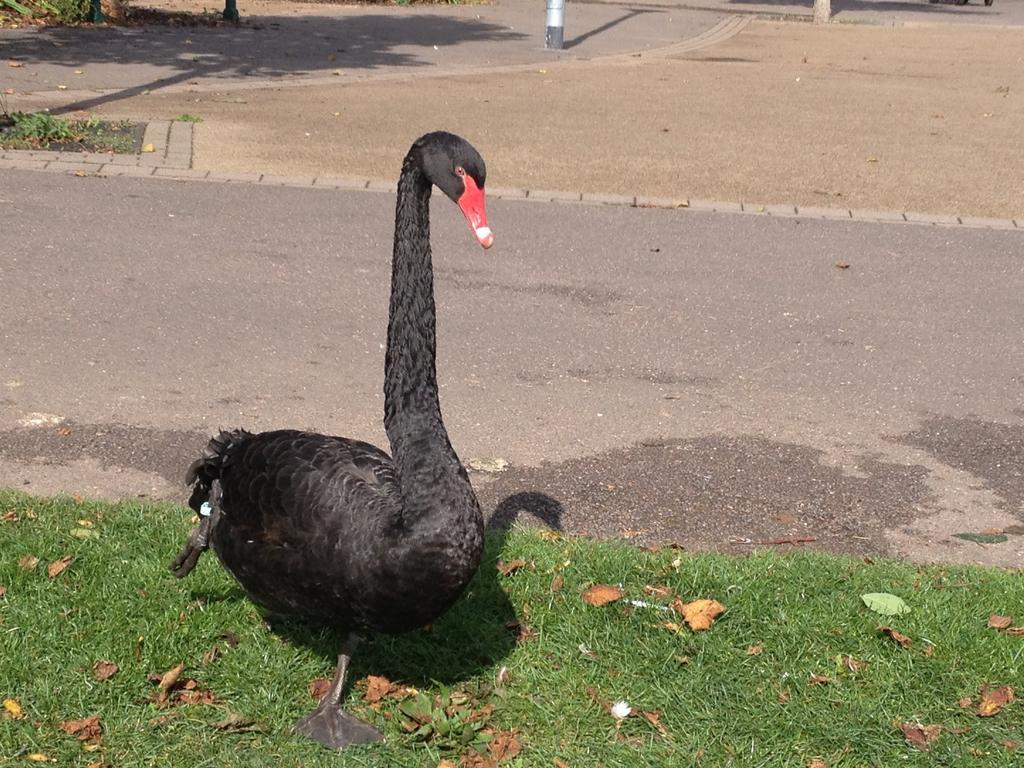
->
611, 700, 632, 720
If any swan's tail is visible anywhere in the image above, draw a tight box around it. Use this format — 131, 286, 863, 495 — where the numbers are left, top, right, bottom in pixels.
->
170, 429, 252, 578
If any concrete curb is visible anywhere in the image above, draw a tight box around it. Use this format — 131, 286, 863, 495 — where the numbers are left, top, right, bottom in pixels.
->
1, 122, 1019, 233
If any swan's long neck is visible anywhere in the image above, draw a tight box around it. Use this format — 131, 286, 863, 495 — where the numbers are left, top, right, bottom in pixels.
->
383, 156, 466, 514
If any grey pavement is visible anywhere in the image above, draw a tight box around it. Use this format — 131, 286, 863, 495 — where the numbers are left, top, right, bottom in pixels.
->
2, 0, 725, 108
585, 0, 1022, 26
2, 168, 1022, 568
2, 0, 1016, 115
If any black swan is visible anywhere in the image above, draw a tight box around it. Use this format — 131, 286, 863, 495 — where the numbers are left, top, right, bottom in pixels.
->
170, 131, 493, 749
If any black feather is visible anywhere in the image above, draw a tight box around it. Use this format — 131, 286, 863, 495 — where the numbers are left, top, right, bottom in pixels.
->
174, 133, 487, 638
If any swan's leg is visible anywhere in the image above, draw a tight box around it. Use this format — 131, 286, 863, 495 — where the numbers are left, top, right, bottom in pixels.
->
293, 634, 383, 749
170, 480, 223, 578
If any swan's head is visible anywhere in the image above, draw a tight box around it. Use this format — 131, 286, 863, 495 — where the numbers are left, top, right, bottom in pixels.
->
414, 131, 493, 249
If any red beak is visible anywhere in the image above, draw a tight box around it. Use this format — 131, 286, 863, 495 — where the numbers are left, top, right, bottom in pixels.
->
457, 175, 494, 249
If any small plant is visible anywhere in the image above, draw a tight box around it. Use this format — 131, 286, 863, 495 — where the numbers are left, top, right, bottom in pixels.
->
0, 110, 137, 152
175, 113, 203, 123
11, 111, 77, 142
398, 690, 493, 753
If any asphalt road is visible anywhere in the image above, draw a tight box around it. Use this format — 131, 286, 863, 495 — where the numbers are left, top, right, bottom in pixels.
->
1, 169, 1021, 566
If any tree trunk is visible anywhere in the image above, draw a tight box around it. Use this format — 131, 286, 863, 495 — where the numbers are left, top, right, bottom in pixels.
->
813, 0, 831, 24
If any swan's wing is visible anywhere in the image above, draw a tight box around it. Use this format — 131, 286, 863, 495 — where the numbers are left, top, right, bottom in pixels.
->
204, 430, 402, 618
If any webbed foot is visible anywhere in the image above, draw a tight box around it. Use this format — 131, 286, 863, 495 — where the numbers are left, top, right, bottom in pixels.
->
294, 702, 383, 748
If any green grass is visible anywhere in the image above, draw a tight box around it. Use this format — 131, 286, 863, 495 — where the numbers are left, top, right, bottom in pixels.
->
1, 490, 1022, 766
174, 114, 203, 124
0, 112, 137, 152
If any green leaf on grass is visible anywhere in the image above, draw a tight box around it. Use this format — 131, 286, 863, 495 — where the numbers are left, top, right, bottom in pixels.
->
71, 527, 99, 539
953, 532, 1008, 544
861, 593, 910, 616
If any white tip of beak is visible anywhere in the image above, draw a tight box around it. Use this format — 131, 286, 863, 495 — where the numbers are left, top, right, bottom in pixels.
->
475, 226, 494, 249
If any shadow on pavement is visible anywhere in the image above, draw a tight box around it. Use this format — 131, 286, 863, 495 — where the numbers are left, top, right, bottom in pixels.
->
2, 13, 527, 114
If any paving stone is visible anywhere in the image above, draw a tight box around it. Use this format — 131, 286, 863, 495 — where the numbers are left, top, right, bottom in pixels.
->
796, 206, 853, 220
580, 192, 636, 206
527, 189, 583, 202
0, 158, 50, 171
487, 186, 528, 200
314, 176, 369, 189
141, 121, 170, 152
849, 208, 907, 223
207, 171, 264, 183
904, 211, 961, 226
154, 168, 210, 180
259, 174, 317, 187
958, 216, 1019, 230
633, 195, 679, 208
101, 165, 155, 177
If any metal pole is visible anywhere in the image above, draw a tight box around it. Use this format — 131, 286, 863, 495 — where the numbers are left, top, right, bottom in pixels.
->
223, 0, 239, 21
545, 0, 564, 50
88, 0, 104, 23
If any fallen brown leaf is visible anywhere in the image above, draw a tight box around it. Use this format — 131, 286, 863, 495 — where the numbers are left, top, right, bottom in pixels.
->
959, 696, 974, 708
899, 722, 941, 751
988, 615, 1013, 629
437, 761, 458, 768
550, 574, 564, 593
835, 262, 851, 270
58, 714, 102, 743
808, 674, 833, 686
18, 555, 39, 570
746, 643, 764, 656
92, 660, 118, 681
807, 760, 828, 768
496, 559, 528, 577
641, 709, 668, 737
554, 760, 571, 768
841, 655, 865, 672
362, 675, 397, 704
308, 677, 331, 700
582, 584, 623, 607
2, 510, 17, 522
998, 739, 1019, 750
0, 585, 7, 598
675, 598, 726, 631
777, 690, 791, 704
174, 687, 216, 706
47, 555, 74, 579
3, 698, 25, 719
487, 729, 522, 763
978, 684, 1014, 717
878, 626, 912, 649
1006, 626, 1024, 636
202, 645, 221, 665
661, 621, 682, 632
157, 663, 185, 693
505, 620, 535, 644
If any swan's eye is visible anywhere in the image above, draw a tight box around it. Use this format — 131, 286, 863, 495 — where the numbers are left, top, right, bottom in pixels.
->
455, 166, 466, 177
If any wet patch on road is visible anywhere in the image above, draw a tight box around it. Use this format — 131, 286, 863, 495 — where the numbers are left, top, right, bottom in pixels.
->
0, 422, 209, 490
894, 414, 1024, 521
437, 267, 623, 312
477, 434, 934, 558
